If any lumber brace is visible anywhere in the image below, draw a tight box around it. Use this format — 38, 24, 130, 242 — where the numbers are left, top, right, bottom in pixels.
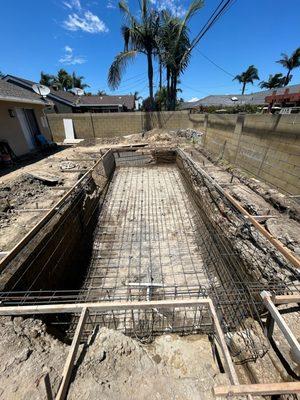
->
214, 382, 300, 397
261, 291, 300, 364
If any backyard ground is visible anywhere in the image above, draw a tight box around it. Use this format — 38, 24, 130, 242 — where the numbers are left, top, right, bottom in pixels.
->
0, 130, 299, 399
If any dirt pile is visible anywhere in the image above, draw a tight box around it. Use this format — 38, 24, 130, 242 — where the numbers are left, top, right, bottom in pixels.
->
68, 327, 227, 400
0, 317, 227, 400
0, 316, 67, 400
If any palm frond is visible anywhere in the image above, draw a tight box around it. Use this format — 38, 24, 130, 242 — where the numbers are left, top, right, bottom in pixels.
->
108, 50, 137, 89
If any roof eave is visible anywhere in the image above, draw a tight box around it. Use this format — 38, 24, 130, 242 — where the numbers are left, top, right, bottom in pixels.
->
77, 104, 124, 107
0, 96, 48, 105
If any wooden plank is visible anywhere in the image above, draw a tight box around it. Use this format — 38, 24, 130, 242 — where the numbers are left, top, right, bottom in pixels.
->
55, 307, 88, 400
0, 298, 211, 316
207, 299, 239, 385
261, 291, 300, 364
50, 187, 74, 191
14, 209, 51, 213
0, 149, 111, 272
60, 169, 88, 173
178, 149, 300, 270
44, 373, 54, 400
249, 215, 278, 221
214, 382, 300, 396
274, 294, 300, 304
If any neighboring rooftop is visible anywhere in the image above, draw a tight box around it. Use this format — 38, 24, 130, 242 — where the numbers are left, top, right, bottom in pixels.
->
180, 84, 300, 109
0, 79, 50, 105
3, 75, 135, 110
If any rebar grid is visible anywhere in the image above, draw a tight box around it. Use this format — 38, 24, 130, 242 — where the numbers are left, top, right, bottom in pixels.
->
80, 163, 208, 303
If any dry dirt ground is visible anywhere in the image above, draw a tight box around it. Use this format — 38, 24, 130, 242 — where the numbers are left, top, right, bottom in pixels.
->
0, 316, 228, 400
0, 129, 300, 398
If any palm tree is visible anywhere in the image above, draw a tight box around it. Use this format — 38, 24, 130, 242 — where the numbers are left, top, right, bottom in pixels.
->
108, 0, 160, 110
133, 91, 142, 101
277, 47, 300, 86
234, 65, 259, 95
40, 72, 55, 86
97, 90, 107, 95
55, 69, 73, 91
72, 72, 90, 89
259, 73, 285, 89
158, 1, 203, 110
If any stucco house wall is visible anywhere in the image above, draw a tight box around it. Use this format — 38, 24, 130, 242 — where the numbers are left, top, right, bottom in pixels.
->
0, 100, 52, 156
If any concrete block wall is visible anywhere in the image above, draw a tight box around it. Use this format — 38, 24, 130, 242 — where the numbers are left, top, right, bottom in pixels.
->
48, 112, 144, 141
47, 111, 204, 141
203, 113, 300, 195
47, 111, 300, 194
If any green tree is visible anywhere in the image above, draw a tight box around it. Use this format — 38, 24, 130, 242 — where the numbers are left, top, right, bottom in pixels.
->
39, 72, 55, 86
233, 65, 259, 95
276, 47, 300, 86
259, 73, 285, 89
158, 1, 203, 110
108, 0, 160, 110
55, 69, 73, 91
97, 90, 107, 95
72, 72, 90, 90
155, 86, 168, 110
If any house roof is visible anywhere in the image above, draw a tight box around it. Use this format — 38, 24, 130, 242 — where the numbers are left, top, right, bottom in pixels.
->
3, 75, 135, 110
78, 94, 135, 109
0, 79, 50, 105
180, 84, 300, 109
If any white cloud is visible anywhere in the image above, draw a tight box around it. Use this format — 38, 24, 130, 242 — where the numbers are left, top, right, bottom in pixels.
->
64, 11, 108, 33
63, 0, 81, 10
59, 45, 86, 65
188, 97, 199, 102
65, 45, 73, 53
150, 0, 186, 17
107, 0, 116, 9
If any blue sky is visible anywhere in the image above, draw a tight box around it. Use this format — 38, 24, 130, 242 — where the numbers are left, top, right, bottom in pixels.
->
1, 0, 300, 101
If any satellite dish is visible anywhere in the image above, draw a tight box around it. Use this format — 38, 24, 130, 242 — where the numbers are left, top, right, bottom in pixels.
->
70, 87, 84, 96
32, 84, 50, 97
231, 96, 238, 102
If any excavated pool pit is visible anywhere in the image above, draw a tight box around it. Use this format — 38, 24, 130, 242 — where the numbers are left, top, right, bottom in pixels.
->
1, 147, 290, 357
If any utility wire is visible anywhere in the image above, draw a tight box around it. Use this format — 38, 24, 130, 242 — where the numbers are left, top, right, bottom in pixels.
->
189, 0, 236, 52
196, 49, 235, 77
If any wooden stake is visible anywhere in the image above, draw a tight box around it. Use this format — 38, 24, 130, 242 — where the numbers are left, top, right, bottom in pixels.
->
261, 291, 300, 364
55, 307, 88, 400
207, 299, 239, 385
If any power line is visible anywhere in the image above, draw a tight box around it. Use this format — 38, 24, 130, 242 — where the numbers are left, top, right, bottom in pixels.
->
190, 0, 236, 51
191, 0, 235, 49
196, 49, 235, 77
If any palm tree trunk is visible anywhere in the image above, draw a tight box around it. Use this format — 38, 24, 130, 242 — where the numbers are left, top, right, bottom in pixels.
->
172, 74, 178, 111
159, 59, 162, 91
147, 51, 154, 110
170, 74, 174, 111
242, 81, 246, 95
285, 69, 291, 86
166, 67, 170, 110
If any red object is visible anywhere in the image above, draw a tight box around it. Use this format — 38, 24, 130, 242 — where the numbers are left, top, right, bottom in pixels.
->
265, 88, 300, 104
